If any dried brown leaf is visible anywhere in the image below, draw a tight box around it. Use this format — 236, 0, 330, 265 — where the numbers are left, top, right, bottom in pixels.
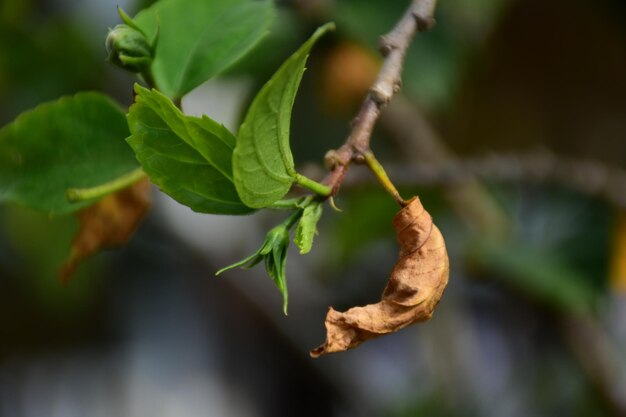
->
59, 178, 151, 284
311, 197, 449, 357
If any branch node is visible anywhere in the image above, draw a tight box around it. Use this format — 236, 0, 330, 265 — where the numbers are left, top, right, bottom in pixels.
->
353, 153, 366, 164
412, 0, 437, 32
370, 87, 393, 105
324, 149, 349, 169
378, 35, 397, 56
414, 15, 436, 32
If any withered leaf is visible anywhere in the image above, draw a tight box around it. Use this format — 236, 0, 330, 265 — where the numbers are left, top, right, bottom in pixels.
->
59, 178, 151, 284
311, 197, 449, 357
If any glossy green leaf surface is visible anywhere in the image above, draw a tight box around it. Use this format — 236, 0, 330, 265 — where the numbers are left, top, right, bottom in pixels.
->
294, 201, 323, 254
127, 85, 253, 214
133, 0, 274, 99
233, 23, 334, 208
0, 93, 138, 215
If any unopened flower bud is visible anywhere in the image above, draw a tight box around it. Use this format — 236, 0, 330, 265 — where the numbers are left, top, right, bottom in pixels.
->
105, 24, 152, 73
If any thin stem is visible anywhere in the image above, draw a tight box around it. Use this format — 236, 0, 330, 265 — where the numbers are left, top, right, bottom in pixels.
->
283, 206, 305, 230
295, 174, 332, 197
66, 168, 146, 202
363, 151, 406, 206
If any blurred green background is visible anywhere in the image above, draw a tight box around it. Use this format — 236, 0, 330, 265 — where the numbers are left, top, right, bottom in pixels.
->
1, 0, 626, 416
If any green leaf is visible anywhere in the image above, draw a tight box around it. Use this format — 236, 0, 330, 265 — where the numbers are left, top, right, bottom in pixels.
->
233, 23, 335, 208
133, 0, 275, 99
127, 84, 253, 215
0, 93, 138, 215
294, 201, 323, 254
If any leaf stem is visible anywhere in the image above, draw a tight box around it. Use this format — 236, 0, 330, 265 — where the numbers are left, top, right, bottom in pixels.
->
270, 198, 305, 210
363, 151, 406, 206
295, 174, 332, 197
66, 167, 146, 202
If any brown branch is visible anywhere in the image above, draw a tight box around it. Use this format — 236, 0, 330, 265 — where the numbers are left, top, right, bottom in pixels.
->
320, 0, 437, 204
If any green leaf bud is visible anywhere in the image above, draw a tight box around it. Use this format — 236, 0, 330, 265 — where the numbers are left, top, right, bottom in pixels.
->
105, 24, 152, 73
216, 220, 292, 314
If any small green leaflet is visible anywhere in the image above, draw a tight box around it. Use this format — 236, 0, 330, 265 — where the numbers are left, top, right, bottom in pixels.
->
217, 200, 323, 314
266, 236, 289, 315
295, 201, 323, 254
233, 23, 335, 209
217, 223, 291, 314
127, 84, 253, 215
133, 0, 274, 99
0, 93, 138, 215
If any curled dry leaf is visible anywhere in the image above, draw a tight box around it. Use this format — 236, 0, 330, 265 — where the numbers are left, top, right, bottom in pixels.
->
59, 178, 151, 284
311, 197, 449, 357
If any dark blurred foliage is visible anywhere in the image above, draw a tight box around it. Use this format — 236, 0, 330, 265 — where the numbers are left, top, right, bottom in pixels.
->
1, 0, 626, 416
0, 0, 101, 124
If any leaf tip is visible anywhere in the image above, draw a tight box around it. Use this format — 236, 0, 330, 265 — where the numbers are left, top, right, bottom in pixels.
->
133, 82, 148, 96
116, 5, 134, 25
308, 22, 335, 46
320, 22, 336, 33
215, 265, 233, 276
